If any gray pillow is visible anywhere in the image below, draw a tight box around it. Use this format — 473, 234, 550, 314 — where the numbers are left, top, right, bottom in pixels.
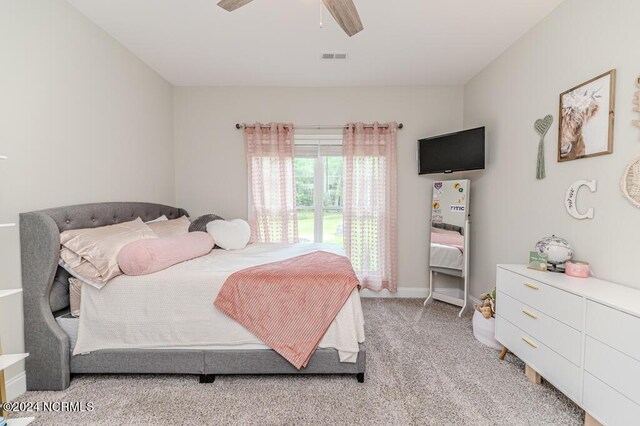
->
432, 222, 464, 236
49, 271, 70, 313
189, 214, 224, 233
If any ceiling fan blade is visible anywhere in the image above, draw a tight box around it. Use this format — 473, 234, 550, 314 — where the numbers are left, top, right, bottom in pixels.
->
217, 0, 254, 12
321, 0, 363, 37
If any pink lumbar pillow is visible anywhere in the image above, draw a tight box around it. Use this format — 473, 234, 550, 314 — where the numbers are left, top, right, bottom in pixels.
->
431, 232, 464, 251
118, 232, 214, 276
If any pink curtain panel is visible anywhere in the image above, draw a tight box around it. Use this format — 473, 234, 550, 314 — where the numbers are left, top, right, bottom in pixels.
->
343, 122, 398, 292
244, 122, 299, 243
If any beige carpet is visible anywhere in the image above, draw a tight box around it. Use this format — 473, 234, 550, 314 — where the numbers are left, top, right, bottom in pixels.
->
10, 299, 582, 425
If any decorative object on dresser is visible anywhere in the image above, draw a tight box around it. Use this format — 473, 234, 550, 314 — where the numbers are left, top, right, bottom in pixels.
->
534, 114, 553, 179
558, 69, 616, 162
564, 260, 590, 278
534, 235, 573, 272
527, 251, 548, 272
565, 179, 597, 220
424, 179, 470, 317
496, 264, 640, 426
621, 156, 640, 208
633, 76, 640, 128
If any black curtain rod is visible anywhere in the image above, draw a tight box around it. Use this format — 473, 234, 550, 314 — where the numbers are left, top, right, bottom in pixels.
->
235, 123, 404, 130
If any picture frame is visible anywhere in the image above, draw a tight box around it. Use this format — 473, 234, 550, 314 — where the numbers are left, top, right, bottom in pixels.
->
558, 69, 616, 162
528, 251, 548, 272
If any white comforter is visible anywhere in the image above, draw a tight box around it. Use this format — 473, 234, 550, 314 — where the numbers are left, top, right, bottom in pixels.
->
74, 243, 366, 363
430, 242, 464, 271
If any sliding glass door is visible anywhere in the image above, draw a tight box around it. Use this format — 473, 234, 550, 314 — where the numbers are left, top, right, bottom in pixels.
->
294, 137, 343, 245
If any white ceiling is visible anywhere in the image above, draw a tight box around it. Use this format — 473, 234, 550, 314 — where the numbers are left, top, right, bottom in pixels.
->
66, 0, 564, 86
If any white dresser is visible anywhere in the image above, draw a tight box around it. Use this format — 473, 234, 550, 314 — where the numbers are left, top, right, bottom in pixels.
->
496, 265, 640, 426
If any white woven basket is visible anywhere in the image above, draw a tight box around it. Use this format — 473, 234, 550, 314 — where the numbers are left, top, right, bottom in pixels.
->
621, 156, 640, 208
472, 309, 502, 350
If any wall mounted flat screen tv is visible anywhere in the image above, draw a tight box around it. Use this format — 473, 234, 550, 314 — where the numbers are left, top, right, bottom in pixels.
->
418, 127, 485, 175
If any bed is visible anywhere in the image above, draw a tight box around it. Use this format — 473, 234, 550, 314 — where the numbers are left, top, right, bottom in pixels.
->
20, 202, 366, 391
429, 242, 464, 272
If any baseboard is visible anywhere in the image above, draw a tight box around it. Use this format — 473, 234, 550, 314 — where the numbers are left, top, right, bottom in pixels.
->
469, 295, 481, 306
360, 287, 483, 305
5, 370, 26, 401
360, 287, 429, 298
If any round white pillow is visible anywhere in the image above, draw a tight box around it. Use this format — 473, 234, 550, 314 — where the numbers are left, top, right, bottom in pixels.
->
206, 219, 251, 250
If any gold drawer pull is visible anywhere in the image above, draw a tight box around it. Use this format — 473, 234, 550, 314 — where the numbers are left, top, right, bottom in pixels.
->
522, 337, 538, 348
523, 282, 540, 290
522, 309, 538, 319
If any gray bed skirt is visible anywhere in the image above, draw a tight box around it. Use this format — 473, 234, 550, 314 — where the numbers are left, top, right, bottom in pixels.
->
70, 346, 365, 376
20, 202, 365, 391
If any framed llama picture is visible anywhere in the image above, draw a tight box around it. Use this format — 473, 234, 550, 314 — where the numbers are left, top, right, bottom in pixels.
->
558, 69, 616, 162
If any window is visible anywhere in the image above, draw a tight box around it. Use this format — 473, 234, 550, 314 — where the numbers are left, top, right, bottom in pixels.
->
294, 136, 343, 245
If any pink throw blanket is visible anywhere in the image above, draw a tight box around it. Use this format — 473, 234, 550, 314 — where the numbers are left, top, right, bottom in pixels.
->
431, 232, 464, 252
214, 251, 360, 369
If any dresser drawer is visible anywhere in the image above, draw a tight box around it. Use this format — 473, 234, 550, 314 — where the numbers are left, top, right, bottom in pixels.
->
585, 336, 640, 405
495, 315, 581, 403
497, 269, 583, 330
498, 293, 581, 366
586, 301, 640, 362
583, 372, 640, 426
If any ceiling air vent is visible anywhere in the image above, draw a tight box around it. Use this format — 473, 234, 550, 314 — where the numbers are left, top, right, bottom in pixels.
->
321, 52, 347, 60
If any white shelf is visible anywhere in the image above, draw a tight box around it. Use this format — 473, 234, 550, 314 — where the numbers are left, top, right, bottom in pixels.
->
432, 291, 466, 307
0, 289, 22, 299
0, 154, 28, 425
7, 417, 35, 426
0, 354, 28, 371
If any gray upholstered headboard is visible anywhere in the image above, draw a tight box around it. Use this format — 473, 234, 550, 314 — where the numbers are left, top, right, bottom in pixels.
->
20, 202, 188, 390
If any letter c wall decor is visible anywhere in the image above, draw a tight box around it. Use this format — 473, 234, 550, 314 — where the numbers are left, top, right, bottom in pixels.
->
565, 179, 597, 219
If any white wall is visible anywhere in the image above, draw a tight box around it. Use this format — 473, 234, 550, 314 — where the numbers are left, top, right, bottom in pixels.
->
463, 0, 640, 297
0, 0, 174, 391
173, 86, 464, 291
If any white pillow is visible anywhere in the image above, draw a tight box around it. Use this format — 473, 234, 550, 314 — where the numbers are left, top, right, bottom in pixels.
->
146, 215, 168, 224
206, 219, 251, 250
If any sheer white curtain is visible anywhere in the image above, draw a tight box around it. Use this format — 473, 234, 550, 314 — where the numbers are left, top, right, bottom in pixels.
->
245, 123, 299, 243
343, 122, 398, 292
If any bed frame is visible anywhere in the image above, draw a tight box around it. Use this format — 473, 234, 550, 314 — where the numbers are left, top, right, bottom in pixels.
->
20, 202, 366, 391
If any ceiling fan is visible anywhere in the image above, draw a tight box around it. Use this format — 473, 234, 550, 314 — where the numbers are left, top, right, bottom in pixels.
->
217, 0, 364, 37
